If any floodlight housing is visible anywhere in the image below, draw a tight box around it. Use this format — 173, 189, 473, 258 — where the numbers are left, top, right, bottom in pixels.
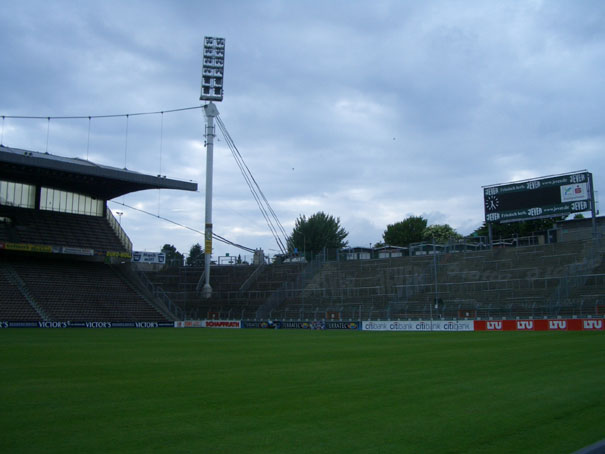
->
200, 36, 225, 102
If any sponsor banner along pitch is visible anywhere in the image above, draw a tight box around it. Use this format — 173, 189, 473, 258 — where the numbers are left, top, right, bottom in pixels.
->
0, 321, 173, 328
174, 320, 242, 328
2, 319, 601, 330
474, 319, 603, 331
241, 320, 360, 330
362, 320, 475, 332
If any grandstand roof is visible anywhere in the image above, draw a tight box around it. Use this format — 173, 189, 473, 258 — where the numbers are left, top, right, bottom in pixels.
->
0, 145, 197, 199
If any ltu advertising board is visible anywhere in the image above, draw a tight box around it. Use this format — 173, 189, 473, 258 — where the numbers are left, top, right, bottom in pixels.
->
483, 172, 592, 223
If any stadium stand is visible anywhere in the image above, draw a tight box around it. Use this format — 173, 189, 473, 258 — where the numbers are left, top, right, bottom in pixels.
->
0, 260, 42, 320
0, 145, 196, 323
142, 222, 604, 322
5, 254, 167, 322
141, 262, 307, 320
2, 145, 602, 325
0, 206, 126, 252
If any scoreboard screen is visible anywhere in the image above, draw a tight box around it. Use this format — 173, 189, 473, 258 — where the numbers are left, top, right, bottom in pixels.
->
483, 172, 592, 223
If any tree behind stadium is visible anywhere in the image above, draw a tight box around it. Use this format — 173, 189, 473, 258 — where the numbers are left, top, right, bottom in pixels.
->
161, 244, 184, 267
289, 212, 349, 256
186, 243, 205, 267
383, 216, 428, 247
422, 224, 463, 243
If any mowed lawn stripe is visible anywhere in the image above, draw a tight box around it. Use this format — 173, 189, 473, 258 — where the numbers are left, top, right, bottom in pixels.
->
0, 330, 602, 453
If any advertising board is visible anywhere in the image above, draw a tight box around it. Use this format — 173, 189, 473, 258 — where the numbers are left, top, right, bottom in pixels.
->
483, 171, 592, 223
132, 251, 166, 264
174, 320, 241, 328
474, 319, 603, 331
0, 321, 173, 328
1, 319, 601, 330
242, 321, 360, 330
362, 320, 475, 332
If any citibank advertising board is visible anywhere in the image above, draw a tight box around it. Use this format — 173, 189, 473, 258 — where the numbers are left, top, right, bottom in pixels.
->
483, 171, 592, 223
362, 320, 475, 332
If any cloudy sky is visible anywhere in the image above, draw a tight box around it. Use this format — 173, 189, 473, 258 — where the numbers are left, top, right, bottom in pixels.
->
1, 0, 604, 260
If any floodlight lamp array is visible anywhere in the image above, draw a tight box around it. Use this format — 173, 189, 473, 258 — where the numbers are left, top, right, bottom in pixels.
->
200, 36, 225, 102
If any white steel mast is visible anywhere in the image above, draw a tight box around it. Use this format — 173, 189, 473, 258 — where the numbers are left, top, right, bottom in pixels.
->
200, 36, 225, 298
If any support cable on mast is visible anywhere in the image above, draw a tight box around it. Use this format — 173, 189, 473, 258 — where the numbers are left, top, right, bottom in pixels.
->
109, 200, 255, 254
215, 115, 289, 255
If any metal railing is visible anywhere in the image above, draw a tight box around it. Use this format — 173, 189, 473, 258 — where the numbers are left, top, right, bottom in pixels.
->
106, 209, 133, 252
135, 269, 184, 320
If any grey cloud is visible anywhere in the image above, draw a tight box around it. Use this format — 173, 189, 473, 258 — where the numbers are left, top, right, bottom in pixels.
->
1, 0, 604, 257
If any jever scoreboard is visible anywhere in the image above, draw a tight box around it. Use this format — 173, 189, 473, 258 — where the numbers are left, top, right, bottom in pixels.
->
483, 171, 594, 223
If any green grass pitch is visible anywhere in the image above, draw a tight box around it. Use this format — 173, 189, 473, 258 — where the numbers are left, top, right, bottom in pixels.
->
0, 329, 603, 453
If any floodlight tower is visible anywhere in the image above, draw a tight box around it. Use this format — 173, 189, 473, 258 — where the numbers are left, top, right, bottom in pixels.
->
200, 36, 225, 299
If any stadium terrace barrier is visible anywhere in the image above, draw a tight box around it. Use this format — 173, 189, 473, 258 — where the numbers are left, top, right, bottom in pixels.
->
0, 241, 131, 259
0, 321, 174, 328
